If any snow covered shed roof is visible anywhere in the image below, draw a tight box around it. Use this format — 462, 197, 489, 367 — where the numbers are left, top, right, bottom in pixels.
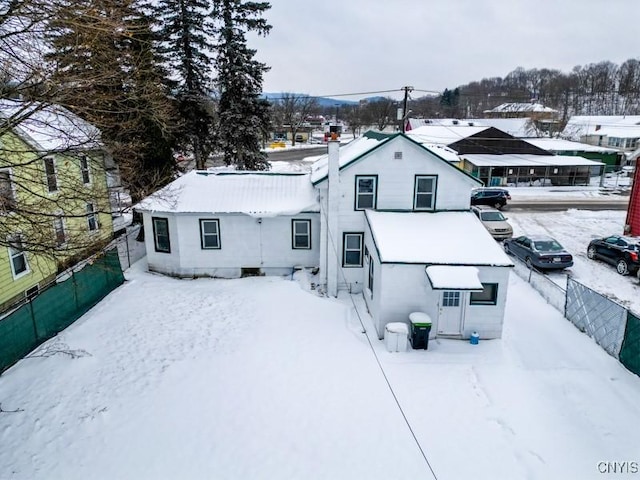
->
0, 99, 102, 152
136, 170, 319, 216
524, 138, 618, 153
461, 154, 604, 167
406, 125, 490, 146
365, 210, 513, 266
425, 265, 483, 290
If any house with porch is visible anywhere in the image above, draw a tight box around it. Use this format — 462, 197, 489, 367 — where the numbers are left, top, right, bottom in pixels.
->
138, 132, 513, 341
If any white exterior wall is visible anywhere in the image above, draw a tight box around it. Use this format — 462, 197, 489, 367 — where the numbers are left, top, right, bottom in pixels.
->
372, 262, 510, 340
318, 136, 480, 293
144, 211, 319, 278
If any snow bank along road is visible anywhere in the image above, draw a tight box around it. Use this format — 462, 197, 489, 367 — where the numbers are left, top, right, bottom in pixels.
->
1, 260, 640, 480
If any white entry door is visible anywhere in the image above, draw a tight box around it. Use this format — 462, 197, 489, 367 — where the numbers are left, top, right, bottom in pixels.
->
437, 291, 464, 335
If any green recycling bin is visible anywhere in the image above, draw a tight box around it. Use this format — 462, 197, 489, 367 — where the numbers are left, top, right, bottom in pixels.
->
409, 312, 432, 350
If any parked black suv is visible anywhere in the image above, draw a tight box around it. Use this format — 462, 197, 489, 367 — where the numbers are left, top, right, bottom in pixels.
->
470, 188, 511, 210
587, 235, 640, 275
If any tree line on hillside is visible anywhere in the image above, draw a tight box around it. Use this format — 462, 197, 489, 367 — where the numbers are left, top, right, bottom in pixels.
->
411, 60, 640, 122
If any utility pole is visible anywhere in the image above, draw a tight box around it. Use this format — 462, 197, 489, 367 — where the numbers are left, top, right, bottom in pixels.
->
401, 86, 414, 133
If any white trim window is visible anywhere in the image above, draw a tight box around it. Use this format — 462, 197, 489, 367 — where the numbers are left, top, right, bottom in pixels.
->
8, 234, 29, 278
343, 232, 364, 267
0, 169, 16, 212
153, 217, 171, 253
200, 219, 221, 249
80, 155, 91, 185
414, 175, 437, 210
44, 157, 58, 193
54, 215, 66, 246
86, 202, 99, 231
355, 176, 377, 210
292, 219, 311, 249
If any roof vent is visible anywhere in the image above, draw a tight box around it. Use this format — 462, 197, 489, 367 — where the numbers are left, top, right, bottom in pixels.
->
394, 151, 403, 160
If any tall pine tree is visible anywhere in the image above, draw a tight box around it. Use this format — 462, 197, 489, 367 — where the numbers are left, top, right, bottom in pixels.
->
212, 0, 271, 170
154, 0, 216, 170
46, 0, 176, 200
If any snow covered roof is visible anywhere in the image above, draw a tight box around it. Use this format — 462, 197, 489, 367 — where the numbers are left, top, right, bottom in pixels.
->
407, 125, 490, 146
525, 138, 618, 153
466, 118, 540, 138
310, 132, 390, 184
561, 115, 640, 140
462, 154, 604, 167
595, 126, 640, 138
136, 170, 319, 217
365, 210, 513, 266
425, 265, 483, 290
421, 144, 461, 162
0, 99, 102, 152
483, 103, 557, 114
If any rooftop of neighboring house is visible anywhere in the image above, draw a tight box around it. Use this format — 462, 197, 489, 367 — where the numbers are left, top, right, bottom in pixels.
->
135, 170, 320, 216
365, 210, 513, 266
524, 138, 619, 153
405, 125, 490, 146
461, 153, 604, 167
561, 115, 640, 140
406, 117, 539, 139
0, 99, 101, 152
483, 102, 558, 114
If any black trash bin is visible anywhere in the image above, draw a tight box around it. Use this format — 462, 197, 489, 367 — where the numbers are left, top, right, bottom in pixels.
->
409, 312, 432, 350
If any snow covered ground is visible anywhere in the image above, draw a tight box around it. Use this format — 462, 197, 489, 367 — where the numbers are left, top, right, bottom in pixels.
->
1, 246, 640, 479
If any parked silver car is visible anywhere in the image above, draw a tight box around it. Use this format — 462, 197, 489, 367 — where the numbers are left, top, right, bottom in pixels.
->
471, 205, 513, 240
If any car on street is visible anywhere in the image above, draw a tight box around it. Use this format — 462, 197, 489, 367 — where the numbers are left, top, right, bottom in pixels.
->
587, 235, 640, 276
470, 188, 511, 210
471, 205, 513, 240
504, 234, 574, 271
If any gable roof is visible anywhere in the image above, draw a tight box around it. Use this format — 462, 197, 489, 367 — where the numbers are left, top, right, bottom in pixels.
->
0, 99, 102, 152
136, 170, 320, 216
407, 125, 490, 145
310, 131, 482, 186
365, 210, 512, 266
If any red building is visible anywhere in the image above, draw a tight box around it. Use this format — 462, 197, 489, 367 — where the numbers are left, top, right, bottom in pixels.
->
626, 166, 640, 236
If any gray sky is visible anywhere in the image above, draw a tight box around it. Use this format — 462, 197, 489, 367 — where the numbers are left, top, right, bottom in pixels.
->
250, 0, 640, 101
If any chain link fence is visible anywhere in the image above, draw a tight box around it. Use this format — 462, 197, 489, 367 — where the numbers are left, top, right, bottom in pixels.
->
115, 224, 146, 270
565, 278, 627, 358
0, 247, 125, 373
511, 260, 640, 377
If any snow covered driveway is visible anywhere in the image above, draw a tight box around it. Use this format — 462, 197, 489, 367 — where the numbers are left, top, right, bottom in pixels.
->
1, 261, 640, 480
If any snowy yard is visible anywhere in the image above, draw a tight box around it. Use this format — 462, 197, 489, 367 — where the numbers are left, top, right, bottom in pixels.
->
1, 252, 640, 479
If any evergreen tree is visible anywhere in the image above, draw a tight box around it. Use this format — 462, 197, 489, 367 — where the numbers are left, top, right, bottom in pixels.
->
212, 0, 271, 170
46, 0, 176, 200
154, 0, 216, 170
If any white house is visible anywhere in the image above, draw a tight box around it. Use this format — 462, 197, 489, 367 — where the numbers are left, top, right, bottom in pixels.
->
136, 171, 320, 278
137, 132, 513, 340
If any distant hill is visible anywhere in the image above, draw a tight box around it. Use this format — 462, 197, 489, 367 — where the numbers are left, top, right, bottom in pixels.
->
261, 93, 358, 107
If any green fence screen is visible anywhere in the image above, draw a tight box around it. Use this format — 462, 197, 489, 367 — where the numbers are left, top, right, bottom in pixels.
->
0, 248, 124, 372
619, 310, 640, 378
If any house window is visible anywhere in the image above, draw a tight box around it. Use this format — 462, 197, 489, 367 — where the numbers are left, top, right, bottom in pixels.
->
442, 291, 461, 307
86, 202, 99, 231
291, 219, 311, 249
355, 176, 377, 210
53, 216, 66, 246
8, 235, 29, 278
414, 175, 437, 210
343, 232, 363, 267
80, 156, 91, 184
44, 157, 57, 192
0, 170, 16, 211
470, 283, 498, 305
200, 219, 221, 249
368, 256, 374, 293
152, 217, 171, 253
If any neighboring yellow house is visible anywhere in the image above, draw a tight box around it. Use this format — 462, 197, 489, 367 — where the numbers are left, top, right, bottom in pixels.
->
0, 100, 114, 312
